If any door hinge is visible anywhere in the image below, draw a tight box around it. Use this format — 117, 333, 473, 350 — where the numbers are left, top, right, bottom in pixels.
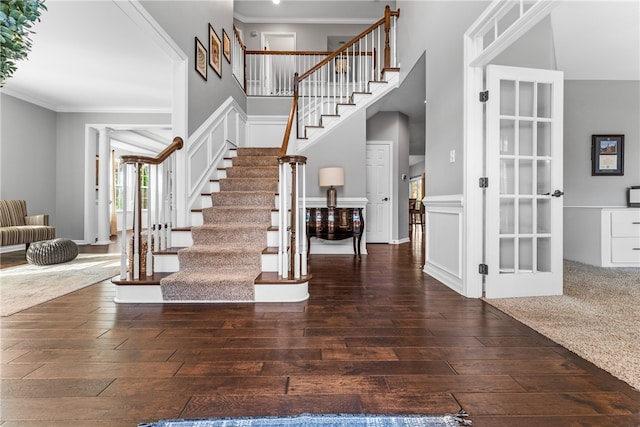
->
479, 264, 489, 275
479, 90, 489, 103
479, 177, 489, 188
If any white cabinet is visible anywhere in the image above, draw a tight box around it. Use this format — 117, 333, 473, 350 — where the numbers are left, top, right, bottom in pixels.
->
601, 208, 640, 267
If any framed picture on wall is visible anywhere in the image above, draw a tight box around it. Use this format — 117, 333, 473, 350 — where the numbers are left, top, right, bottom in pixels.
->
209, 24, 222, 77
592, 134, 624, 176
194, 37, 207, 81
223, 29, 231, 64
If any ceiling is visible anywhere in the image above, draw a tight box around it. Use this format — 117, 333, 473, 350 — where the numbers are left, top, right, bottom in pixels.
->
1, 0, 638, 156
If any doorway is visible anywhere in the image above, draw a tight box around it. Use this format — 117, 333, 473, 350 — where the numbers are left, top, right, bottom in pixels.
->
365, 141, 392, 243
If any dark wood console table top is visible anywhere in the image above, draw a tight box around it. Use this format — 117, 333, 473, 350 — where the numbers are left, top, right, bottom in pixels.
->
306, 207, 364, 257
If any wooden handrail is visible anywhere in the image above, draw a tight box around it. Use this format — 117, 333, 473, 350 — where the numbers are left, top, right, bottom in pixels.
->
298, 6, 399, 82
122, 136, 184, 165
232, 25, 246, 50
246, 50, 373, 56
280, 74, 299, 157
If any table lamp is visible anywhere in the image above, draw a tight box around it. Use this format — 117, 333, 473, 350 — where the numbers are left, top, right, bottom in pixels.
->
318, 167, 344, 208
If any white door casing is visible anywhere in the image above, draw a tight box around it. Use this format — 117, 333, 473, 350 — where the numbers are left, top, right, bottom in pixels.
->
485, 65, 564, 298
366, 142, 392, 243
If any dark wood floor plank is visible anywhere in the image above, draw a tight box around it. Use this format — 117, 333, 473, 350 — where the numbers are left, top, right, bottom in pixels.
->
180, 394, 362, 418
455, 392, 640, 416
24, 361, 183, 379
1, 378, 113, 398
385, 375, 526, 393
1, 237, 639, 426
100, 377, 288, 397
287, 375, 389, 394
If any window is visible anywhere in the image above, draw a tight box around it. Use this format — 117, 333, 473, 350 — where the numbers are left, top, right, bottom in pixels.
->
114, 159, 149, 211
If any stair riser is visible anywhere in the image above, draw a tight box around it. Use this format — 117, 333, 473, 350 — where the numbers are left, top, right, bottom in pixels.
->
211, 192, 276, 208
191, 228, 268, 246
219, 179, 278, 192
154, 252, 278, 273
191, 210, 279, 227
202, 207, 272, 225
178, 251, 262, 270
225, 167, 278, 179
231, 156, 279, 167
237, 147, 280, 156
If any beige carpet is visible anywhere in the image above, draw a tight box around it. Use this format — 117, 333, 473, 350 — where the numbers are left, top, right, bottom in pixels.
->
0, 253, 120, 316
160, 147, 278, 301
484, 260, 640, 390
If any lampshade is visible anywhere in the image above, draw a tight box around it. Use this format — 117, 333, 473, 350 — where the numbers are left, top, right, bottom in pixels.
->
318, 167, 344, 187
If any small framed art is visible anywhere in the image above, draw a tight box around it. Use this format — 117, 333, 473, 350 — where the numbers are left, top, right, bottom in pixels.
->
223, 29, 231, 64
592, 134, 624, 176
195, 37, 207, 81
209, 24, 222, 77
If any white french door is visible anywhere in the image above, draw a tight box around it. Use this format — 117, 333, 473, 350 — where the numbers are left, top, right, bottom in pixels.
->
485, 65, 564, 298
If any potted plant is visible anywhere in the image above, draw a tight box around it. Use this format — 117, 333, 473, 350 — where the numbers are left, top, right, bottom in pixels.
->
0, 0, 47, 86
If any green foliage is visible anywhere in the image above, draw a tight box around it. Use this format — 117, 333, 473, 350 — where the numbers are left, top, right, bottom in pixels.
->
0, 0, 47, 86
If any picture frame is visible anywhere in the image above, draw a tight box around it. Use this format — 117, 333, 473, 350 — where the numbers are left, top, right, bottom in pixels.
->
628, 186, 640, 207
194, 37, 207, 81
223, 29, 231, 64
209, 24, 222, 77
591, 134, 624, 176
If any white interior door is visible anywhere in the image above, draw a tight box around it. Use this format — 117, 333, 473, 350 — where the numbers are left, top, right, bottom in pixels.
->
366, 142, 391, 243
485, 65, 564, 298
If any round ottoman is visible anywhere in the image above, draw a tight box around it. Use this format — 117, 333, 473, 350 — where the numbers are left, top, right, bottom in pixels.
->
26, 238, 78, 266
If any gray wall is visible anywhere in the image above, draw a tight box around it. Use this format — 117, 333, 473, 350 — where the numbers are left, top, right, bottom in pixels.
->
564, 80, 640, 207
303, 109, 367, 200
55, 112, 170, 240
0, 94, 57, 224
142, 0, 246, 137
396, 0, 490, 197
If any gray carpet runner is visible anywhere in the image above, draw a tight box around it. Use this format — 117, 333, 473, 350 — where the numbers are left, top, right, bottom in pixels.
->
160, 147, 280, 301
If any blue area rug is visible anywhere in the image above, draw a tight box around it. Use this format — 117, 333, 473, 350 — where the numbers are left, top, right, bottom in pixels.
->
139, 412, 471, 427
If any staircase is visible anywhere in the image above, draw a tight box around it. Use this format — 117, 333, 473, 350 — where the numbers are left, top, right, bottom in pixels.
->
113, 147, 309, 304
113, 6, 401, 304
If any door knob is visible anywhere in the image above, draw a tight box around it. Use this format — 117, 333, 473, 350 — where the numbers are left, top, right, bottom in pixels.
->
552, 190, 564, 198
382, 197, 389, 201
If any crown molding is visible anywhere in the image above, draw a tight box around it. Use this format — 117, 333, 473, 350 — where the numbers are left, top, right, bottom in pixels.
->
1, 87, 57, 112
234, 11, 376, 25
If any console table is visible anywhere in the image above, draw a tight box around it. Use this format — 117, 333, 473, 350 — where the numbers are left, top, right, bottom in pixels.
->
306, 207, 364, 257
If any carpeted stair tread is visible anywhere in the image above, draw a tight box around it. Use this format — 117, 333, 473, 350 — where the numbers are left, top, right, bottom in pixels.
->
230, 155, 279, 167
202, 206, 272, 224
160, 269, 259, 301
225, 167, 279, 178
190, 224, 268, 246
211, 191, 276, 207
220, 178, 278, 192
177, 246, 262, 270
161, 146, 283, 302
237, 147, 280, 156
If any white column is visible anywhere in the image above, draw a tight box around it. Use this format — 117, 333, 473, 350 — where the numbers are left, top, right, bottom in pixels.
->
96, 127, 111, 245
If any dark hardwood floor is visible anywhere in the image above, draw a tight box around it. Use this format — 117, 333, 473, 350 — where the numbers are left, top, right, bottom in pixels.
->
1, 232, 639, 426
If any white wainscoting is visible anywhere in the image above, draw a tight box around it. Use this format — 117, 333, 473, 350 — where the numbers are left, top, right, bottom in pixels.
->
423, 195, 464, 295
186, 97, 246, 211
246, 115, 296, 149
305, 197, 368, 255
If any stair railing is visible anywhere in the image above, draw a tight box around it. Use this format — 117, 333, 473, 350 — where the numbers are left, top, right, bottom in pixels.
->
245, 51, 332, 96
278, 155, 307, 279
293, 5, 399, 141
119, 136, 184, 280
232, 26, 246, 91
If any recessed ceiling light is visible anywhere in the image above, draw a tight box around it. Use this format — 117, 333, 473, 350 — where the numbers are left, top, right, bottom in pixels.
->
273, 0, 280, 4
